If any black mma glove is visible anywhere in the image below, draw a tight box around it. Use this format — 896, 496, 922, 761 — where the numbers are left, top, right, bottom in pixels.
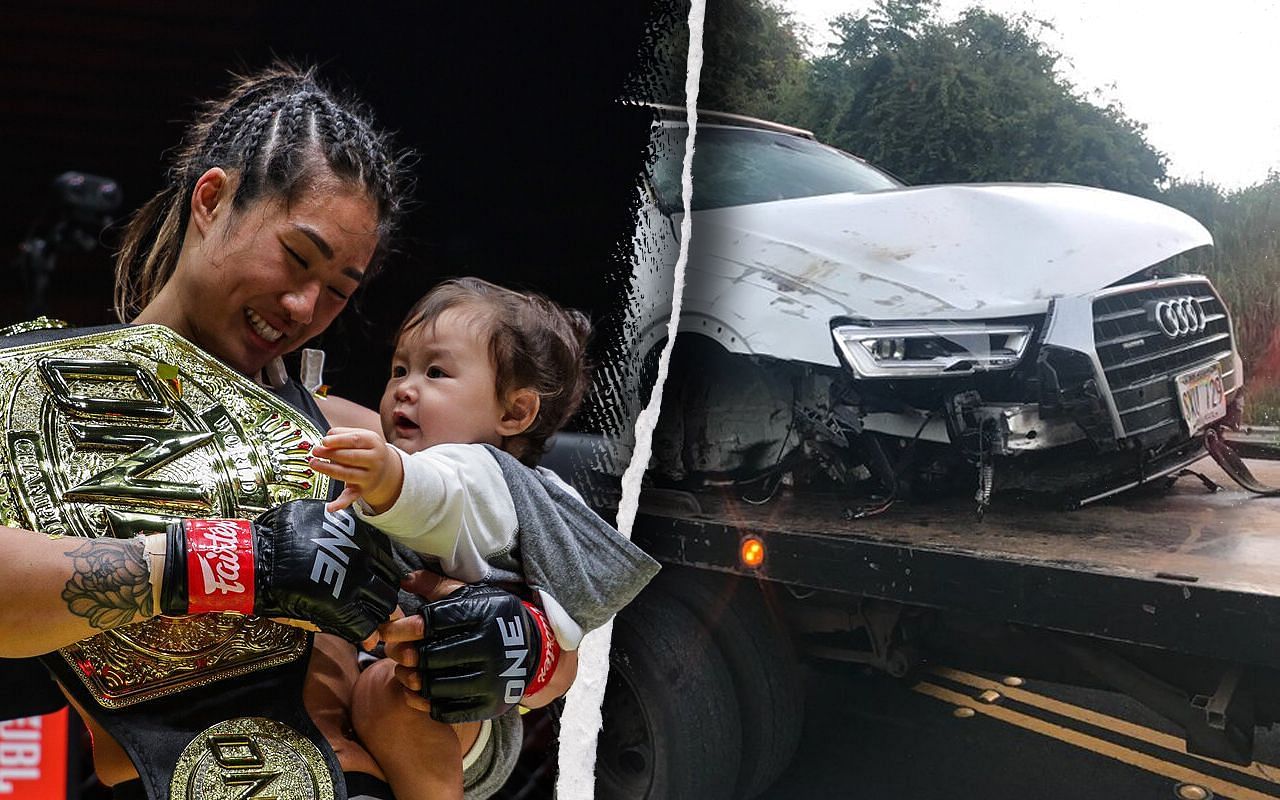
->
160, 499, 400, 642
418, 584, 562, 723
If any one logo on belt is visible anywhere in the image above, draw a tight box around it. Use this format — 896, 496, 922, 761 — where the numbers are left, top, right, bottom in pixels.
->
171, 717, 334, 800
1150, 296, 1207, 339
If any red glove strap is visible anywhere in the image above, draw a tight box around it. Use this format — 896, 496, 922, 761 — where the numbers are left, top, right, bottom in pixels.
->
522, 601, 561, 698
184, 519, 256, 614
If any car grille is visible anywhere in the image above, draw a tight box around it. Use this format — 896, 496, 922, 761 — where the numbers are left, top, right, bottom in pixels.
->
1092, 279, 1236, 441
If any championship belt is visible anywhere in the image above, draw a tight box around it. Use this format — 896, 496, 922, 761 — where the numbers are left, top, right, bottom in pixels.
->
0, 325, 343, 799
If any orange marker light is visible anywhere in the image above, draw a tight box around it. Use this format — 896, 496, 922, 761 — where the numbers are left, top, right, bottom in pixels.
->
740, 536, 766, 569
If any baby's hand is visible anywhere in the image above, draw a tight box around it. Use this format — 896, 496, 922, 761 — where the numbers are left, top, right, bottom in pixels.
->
309, 427, 404, 513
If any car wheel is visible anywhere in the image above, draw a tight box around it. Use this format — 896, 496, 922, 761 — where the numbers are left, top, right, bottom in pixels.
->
598, 587, 742, 800
654, 568, 806, 798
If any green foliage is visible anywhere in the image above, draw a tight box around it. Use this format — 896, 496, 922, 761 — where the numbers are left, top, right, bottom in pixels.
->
667, 0, 1277, 419
655, 0, 811, 122
658, 0, 1167, 200
802, 1, 1167, 196
1162, 176, 1280, 419
653, 0, 1168, 194
1160, 179, 1231, 233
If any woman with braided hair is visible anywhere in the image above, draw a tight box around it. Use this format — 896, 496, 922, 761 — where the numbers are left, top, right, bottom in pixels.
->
117, 63, 404, 388
0, 63, 566, 799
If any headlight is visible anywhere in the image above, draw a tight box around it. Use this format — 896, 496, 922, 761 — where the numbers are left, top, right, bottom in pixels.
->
832, 322, 1033, 378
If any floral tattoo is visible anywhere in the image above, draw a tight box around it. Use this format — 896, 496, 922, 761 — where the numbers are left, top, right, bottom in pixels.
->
62, 539, 153, 630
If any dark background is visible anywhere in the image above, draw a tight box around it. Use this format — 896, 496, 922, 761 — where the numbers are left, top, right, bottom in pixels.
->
1, 0, 678, 409
2, 3, 678, 795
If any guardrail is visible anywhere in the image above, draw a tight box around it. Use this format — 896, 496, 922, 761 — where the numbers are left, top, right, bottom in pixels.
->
1223, 426, 1280, 459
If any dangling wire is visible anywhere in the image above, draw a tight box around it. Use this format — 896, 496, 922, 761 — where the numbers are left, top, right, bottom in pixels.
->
741, 411, 796, 505
741, 377, 801, 505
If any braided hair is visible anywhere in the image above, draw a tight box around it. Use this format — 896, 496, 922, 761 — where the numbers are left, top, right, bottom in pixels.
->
113, 63, 409, 321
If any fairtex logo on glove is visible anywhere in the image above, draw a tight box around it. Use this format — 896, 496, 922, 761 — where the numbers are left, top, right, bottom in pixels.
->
185, 519, 255, 614
522, 602, 560, 699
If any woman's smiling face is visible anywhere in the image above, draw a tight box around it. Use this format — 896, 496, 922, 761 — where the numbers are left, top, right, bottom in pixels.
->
164, 170, 379, 376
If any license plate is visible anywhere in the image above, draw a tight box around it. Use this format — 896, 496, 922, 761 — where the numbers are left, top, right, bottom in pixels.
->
1174, 362, 1227, 433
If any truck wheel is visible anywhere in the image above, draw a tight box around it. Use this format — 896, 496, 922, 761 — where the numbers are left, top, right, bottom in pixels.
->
598, 588, 742, 800
655, 568, 806, 798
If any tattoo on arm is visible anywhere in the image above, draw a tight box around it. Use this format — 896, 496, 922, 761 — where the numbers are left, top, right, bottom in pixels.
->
62, 538, 153, 630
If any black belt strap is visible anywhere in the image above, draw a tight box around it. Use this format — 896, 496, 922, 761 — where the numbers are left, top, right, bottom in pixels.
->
47, 640, 346, 800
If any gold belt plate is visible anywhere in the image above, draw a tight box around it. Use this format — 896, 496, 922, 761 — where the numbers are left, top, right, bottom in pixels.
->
172, 717, 335, 800
0, 325, 329, 707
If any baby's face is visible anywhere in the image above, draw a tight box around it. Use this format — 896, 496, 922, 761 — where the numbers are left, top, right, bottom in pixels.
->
379, 307, 508, 454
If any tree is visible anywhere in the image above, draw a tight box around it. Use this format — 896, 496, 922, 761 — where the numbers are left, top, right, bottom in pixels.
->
654, 0, 810, 123
801, 1, 1168, 196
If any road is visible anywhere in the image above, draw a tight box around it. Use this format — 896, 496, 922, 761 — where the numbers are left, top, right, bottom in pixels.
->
762, 663, 1280, 800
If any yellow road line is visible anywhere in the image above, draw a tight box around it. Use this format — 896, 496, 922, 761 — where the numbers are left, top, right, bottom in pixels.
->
932, 667, 1280, 784
914, 681, 1280, 800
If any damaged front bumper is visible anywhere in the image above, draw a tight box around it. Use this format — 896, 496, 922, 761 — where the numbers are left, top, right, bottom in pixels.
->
1037, 274, 1241, 451
844, 274, 1245, 505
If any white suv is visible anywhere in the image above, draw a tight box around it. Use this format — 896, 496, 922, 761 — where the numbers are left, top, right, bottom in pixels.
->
633, 107, 1242, 507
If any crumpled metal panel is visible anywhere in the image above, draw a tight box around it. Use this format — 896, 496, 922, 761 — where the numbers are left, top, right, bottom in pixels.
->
669, 183, 1210, 367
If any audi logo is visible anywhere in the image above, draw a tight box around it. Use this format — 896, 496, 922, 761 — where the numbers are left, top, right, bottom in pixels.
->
1149, 296, 1207, 339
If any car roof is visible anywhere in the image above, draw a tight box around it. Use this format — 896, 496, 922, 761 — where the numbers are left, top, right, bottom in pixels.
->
648, 103, 815, 139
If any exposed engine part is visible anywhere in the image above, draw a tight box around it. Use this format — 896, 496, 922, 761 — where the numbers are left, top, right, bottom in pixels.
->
792, 439, 859, 488
947, 391, 1086, 458
974, 417, 994, 518
980, 404, 1087, 454
650, 319, 1262, 511
793, 399, 852, 448
860, 411, 950, 444
976, 462, 994, 520
654, 341, 894, 495
1036, 343, 1118, 450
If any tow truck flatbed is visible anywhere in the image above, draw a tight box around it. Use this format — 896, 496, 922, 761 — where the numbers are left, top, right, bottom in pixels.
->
632, 459, 1280, 671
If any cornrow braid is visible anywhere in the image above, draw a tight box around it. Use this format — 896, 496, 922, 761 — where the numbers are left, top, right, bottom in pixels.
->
263, 93, 314, 187
232, 97, 286, 196
113, 62, 411, 322
203, 75, 290, 162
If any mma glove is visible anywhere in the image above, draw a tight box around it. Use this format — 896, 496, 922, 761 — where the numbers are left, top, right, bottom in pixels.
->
417, 584, 562, 723
160, 499, 400, 642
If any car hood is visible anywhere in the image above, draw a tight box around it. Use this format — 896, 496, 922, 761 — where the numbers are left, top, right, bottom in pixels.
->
684, 183, 1212, 322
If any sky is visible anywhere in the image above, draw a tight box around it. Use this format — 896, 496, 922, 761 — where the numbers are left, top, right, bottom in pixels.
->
780, 0, 1280, 190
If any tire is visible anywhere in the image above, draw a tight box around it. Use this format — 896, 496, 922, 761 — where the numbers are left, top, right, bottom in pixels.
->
654, 568, 806, 798
597, 588, 742, 800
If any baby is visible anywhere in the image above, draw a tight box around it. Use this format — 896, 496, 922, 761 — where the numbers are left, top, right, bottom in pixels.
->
309, 277, 659, 799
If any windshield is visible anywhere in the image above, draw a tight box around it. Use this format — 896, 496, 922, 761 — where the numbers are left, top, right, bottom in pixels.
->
652, 124, 901, 213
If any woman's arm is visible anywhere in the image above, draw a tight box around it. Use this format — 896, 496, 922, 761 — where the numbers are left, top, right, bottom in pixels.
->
0, 500, 403, 657
0, 527, 159, 657
315, 394, 383, 433
521, 648, 578, 708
